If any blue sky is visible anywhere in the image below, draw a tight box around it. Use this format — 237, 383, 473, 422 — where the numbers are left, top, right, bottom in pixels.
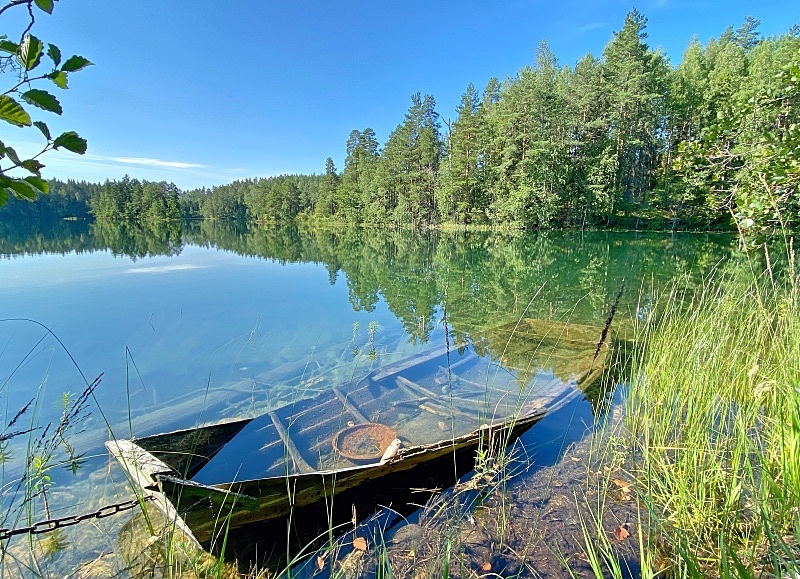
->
2, 1, 798, 190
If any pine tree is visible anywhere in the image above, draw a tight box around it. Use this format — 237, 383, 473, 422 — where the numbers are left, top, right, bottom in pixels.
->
315, 157, 339, 218
438, 83, 481, 224
600, 8, 670, 222
374, 93, 442, 226
566, 52, 612, 226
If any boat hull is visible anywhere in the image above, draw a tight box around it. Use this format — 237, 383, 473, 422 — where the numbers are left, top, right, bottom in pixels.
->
106, 318, 613, 562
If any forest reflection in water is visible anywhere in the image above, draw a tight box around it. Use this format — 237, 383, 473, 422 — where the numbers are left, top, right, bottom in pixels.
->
1, 216, 739, 344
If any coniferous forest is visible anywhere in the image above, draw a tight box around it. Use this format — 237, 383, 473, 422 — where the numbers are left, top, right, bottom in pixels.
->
4, 11, 799, 235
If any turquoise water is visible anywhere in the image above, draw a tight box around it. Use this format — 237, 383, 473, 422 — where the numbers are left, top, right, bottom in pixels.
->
0, 220, 738, 574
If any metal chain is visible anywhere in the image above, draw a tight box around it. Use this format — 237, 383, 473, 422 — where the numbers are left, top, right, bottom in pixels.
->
0, 495, 155, 541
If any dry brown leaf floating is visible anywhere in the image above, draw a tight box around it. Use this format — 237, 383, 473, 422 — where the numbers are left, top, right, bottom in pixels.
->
316, 555, 325, 570
611, 478, 631, 490
353, 536, 367, 551
482, 561, 492, 571
613, 525, 630, 541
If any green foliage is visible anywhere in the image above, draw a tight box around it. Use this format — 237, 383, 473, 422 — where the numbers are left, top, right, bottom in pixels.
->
329, 129, 379, 222
314, 157, 340, 219
90, 176, 181, 223
438, 84, 484, 224
296, 11, 797, 236
244, 175, 303, 222
182, 174, 323, 222
0, 177, 99, 221
370, 93, 443, 226
0, 1, 92, 206
2, 8, 794, 240
482, 41, 576, 229
676, 47, 800, 239
600, 10, 670, 221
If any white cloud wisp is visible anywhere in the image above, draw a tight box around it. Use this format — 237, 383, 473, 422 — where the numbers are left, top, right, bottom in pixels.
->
110, 156, 207, 169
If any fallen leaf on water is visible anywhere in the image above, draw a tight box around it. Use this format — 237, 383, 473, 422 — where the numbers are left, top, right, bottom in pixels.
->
353, 536, 367, 551
482, 561, 492, 571
316, 556, 325, 570
613, 525, 630, 541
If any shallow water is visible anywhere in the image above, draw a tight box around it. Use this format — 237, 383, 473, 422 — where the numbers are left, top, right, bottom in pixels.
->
0, 220, 737, 575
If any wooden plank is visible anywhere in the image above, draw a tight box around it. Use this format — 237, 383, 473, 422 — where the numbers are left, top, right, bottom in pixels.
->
105, 440, 202, 549
134, 418, 253, 478
272, 393, 338, 423
268, 411, 315, 473
395, 375, 440, 399
370, 342, 466, 381
394, 376, 477, 421
448, 374, 491, 391
332, 386, 370, 423
293, 412, 352, 438
106, 439, 174, 488
435, 348, 477, 373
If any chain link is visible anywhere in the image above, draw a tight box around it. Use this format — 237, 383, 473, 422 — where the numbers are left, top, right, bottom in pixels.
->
0, 495, 155, 541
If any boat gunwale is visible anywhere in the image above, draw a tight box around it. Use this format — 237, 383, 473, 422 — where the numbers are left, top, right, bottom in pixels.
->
155, 405, 551, 493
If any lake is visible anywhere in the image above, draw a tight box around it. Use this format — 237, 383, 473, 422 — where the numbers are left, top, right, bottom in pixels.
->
0, 218, 737, 574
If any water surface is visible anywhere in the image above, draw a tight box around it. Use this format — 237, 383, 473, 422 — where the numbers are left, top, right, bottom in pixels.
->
0, 219, 737, 573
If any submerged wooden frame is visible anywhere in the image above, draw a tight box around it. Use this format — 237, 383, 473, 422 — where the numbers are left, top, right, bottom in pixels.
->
106, 318, 613, 559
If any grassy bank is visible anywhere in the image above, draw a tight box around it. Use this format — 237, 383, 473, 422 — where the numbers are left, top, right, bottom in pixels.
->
605, 241, 800, 577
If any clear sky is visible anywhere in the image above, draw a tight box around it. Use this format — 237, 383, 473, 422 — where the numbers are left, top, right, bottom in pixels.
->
2, 1, 798, 190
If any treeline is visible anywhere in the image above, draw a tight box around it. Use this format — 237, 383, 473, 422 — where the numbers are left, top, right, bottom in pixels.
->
181, 174, 323, 221
302, 11, 798, 230
0, 175, 320, 224
0, 179, 100, 221
90, 176, 181, 223
3, 11, 797, 233
182, 12, 800, 230
0, 176, 183, 224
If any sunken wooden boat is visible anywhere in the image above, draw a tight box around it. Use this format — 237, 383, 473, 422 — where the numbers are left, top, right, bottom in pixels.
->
106, 318, 613, 559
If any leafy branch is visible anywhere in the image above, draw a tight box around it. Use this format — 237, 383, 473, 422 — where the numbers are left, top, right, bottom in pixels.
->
674, 53, 800, 240
0, 0, 92, 206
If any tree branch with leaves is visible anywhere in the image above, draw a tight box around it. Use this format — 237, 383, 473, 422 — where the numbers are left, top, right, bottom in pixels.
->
0, 0, 91, 207
675, 51, 800, 240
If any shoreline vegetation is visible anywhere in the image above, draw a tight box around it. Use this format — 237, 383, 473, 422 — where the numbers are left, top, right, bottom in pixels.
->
586, 239, 800, 578
2, 11, 798, 239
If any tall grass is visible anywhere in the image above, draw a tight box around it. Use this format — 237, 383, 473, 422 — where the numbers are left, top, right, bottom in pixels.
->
620, 241, 800, 577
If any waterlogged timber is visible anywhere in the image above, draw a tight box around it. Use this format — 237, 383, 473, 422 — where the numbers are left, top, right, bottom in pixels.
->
106, 318, 613, 564
0, 220, 740, 575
